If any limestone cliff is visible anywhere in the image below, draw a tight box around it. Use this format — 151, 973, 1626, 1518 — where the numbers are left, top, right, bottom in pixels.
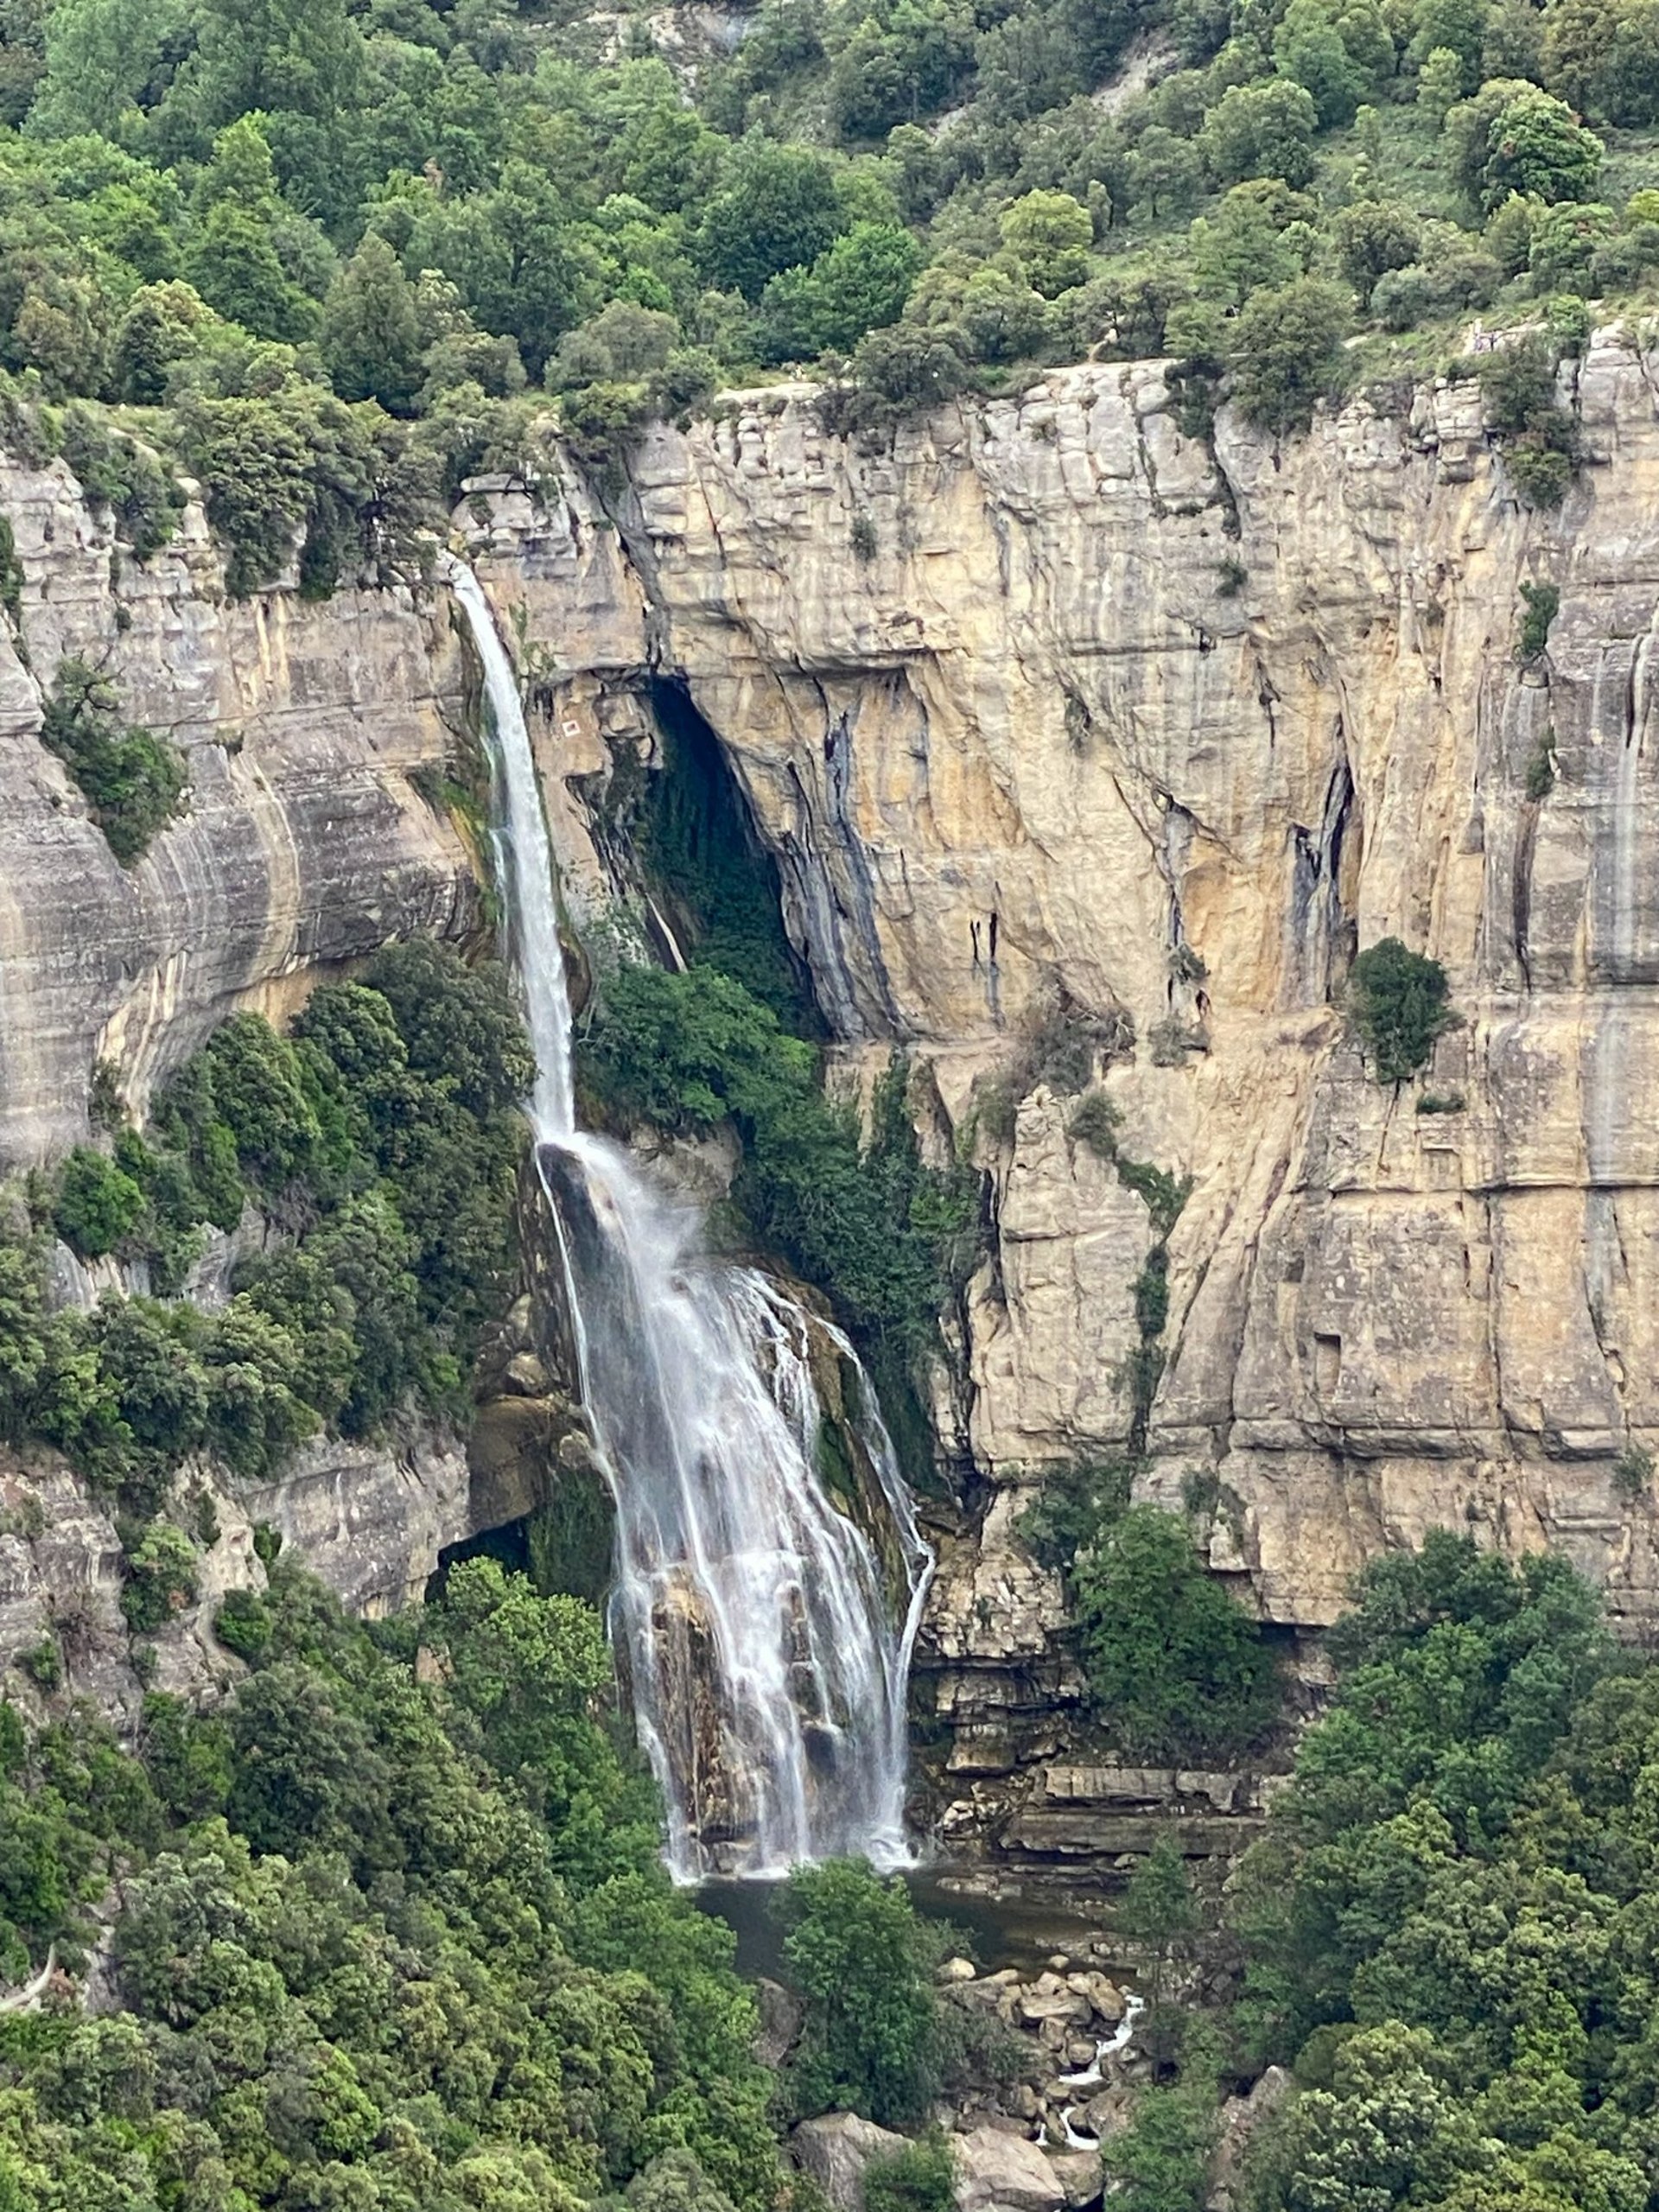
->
0, 456, 534, 1691
459, 329, 1659, 1838
0, 454, 479, 1164
14, 334, 1659, 1864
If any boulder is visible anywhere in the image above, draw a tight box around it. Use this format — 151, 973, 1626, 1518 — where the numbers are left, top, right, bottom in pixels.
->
756, 1977, 804, 2069
1207, 2067, 1291, 2211
1048, 2150, 1103, 2209
953, 2126, 1065, 2212
791, 2114, 909, 2212
1019, 1986, 1090, 2029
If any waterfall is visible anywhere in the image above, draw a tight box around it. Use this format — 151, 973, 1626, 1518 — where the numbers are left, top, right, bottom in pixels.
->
442, 556, 934, 1881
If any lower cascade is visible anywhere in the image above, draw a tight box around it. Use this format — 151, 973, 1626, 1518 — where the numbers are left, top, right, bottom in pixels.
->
443, 556, 934, 1880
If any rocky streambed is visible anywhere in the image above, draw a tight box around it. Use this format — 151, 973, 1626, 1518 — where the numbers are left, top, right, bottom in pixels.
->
787, 1948, 1152, 2212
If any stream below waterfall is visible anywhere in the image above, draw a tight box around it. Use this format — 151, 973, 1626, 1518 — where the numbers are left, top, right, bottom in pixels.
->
444, 556, 934, 1881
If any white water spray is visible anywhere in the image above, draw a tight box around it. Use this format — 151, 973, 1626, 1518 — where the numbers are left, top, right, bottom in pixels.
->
443, 556, 934, 1880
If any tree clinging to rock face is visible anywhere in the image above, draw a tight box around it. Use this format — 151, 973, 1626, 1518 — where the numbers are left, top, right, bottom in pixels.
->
1344, 938, 1456, 1084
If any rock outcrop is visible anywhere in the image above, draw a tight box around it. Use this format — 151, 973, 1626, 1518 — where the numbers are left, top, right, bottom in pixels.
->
470, 338, 1659, 1606
0, 454, 479, 1163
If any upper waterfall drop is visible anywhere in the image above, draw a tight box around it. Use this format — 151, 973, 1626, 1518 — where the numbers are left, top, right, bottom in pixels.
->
444, 559, 575, 1142
441, 553, 935, 1882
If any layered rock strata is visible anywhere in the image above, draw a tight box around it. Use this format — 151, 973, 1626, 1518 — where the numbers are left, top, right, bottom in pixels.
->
459, 333, 1659, 1847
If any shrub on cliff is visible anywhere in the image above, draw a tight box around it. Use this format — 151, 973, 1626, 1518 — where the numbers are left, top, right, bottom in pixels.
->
40, 658, 188, 866
1072, 1504, 1281, 1762
12, 938, 530, 1513
53, 1144, 145, 1259
582, 964, 979, 1367
1227, 277, 1351, 435
1345, 937, 1456, 1084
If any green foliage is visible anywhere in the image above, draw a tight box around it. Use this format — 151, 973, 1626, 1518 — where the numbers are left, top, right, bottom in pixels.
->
1018, 1455, 1135, 1573
1346, 938, 1456, 1084
582, 963, 977, 1370
1116, 1158, 1193, 1240
5, 938, 529, 1512
1233, 1532, 1611, 2053
1228, 278, 1351, 435
863, 2128, 959, 2212
38, 657, 188, 865
1612, 1444, 1654, 1496
1072, 1505, 1281, 1761
118, 1517, 198, 1633
779, 1859, 947, 2126
1476, 334, 1580, 508
1201, 80, 1321, 189
1068, 1089, 1123, 1160
1518, 578, 1560, 658
0, 0, 1636, 497
1103, 2024, 1220, 2212
1118, 1835, 1202, 1954
0, 1560, 779, 2210
1229, 1539, 1659, 2212
58, 407, 184, 560
15, 1637, 60, 1693
52, 1145, 144, 1259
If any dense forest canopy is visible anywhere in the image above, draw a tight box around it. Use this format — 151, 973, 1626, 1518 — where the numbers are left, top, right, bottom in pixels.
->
0, 0, 1653, 587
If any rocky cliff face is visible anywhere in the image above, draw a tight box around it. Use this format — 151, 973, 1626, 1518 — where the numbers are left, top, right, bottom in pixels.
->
0, 458, 523, 1683
459, 330, 1659, 1852
13, 335, 1659, 1867
0, 455, 479, 1164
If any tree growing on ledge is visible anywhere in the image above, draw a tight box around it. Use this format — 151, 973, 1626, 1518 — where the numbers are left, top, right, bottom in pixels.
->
1345, 938, 1456, 1084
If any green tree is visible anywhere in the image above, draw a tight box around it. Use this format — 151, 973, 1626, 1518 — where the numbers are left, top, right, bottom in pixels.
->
26, 0, 181, 139
696, 139, 848, 300
1118, 1836, 1201, 2001
760, 222, 923, 359
54, 1147, 145, 1259
1334, 199, 1423, 299
1474, 85, 1604, 208
998, 188, 1094, 296
779, 1859, 944, 2126
120, 1518, 199, 1633
182, 118, 327, 342
1128, 126, 1205, 217
1200, 79, 1320, 188
1071, 1505, 1281, 1761
1416, 42, 1467, 117
1104, 2029, 1221, 2212
1227, 276, 1350, 433
1190, 180, 1319, 304
1345, 938, 1454, 1082
321, 235, 423, 411
38, 657, 188, 864
1274, 0, 1371, 125
155, 0, 368, 226
432, 1557, 661, 1892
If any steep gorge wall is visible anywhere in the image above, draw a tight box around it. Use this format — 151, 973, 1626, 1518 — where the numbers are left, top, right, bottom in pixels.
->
10, 343, 1659, 1849
0, 455, 480, 1165
466, 332, 1659, 1837
0, 459, 495, 1700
